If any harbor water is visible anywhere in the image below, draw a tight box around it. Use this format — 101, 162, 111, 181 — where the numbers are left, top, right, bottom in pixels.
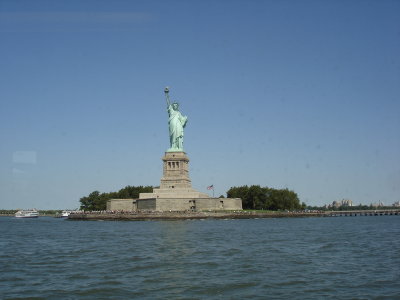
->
0, 216, 399, 299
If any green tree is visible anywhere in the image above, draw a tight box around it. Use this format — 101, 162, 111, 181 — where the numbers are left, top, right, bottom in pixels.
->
246, 185, 266, 209
79, 185, 153, 211
227, 185, 251, 208
227, 185, 302, 211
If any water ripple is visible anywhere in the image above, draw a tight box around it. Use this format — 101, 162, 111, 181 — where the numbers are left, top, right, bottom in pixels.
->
0, 216, 399, 299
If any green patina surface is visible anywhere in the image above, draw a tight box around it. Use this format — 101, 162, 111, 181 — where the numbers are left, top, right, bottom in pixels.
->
164, 87, 188, 152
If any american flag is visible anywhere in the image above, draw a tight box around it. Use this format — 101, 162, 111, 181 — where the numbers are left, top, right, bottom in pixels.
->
207, 185, 214, 190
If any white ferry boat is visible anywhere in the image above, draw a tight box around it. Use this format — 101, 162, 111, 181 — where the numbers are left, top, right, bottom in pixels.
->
15, 209, 39, 218
61, 210, 73, 218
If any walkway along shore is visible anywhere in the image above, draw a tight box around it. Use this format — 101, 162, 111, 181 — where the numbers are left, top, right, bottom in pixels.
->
67, 209, 400, 221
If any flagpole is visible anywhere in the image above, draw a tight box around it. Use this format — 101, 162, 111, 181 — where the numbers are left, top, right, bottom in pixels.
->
207, 185, 215, 197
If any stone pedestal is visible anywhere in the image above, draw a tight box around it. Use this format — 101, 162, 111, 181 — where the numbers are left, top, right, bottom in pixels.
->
160, 152, 192, 189
139, 152, 209, 201
107, 151, 242, 212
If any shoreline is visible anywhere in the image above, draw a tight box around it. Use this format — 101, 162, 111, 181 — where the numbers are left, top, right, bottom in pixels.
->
68, 211, 321, 221
1, 209, 398, 220
67, 209, 400, 221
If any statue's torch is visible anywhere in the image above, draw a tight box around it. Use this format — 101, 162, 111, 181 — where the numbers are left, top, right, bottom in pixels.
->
164, 86, 171, 106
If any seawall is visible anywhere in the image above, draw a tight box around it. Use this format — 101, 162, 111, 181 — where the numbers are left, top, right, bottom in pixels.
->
67, 209, 399, 221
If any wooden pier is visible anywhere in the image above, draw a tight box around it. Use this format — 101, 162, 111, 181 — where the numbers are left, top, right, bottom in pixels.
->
325, 209, 400, 217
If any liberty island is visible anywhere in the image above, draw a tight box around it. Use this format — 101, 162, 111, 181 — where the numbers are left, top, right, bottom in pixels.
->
106, 87, 242, 212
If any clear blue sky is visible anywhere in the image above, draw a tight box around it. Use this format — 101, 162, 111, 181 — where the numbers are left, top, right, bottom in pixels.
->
1, 0, 399, 209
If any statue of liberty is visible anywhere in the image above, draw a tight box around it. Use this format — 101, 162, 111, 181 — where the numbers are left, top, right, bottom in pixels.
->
164, 87, 188, 152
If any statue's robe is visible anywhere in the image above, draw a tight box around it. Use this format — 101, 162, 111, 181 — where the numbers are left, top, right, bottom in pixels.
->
168, 105, 188, 150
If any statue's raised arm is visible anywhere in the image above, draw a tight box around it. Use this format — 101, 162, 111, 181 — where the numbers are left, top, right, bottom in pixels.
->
164, 87, 171, 107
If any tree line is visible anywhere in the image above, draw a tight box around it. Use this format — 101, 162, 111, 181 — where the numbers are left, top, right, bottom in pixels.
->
79, 184, 305, 211
79, 185, 153, 211
227, 185, 306, 210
